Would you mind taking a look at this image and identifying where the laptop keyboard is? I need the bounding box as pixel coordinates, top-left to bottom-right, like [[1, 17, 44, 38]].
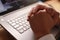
[[7, 14, 30, 34]]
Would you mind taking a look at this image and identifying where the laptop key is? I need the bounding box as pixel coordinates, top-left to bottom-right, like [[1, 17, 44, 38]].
[[17, 26, 23, 30], [19, 29, 24, 34], [11, 23, 16, 26], [14, 24, 20, 28]]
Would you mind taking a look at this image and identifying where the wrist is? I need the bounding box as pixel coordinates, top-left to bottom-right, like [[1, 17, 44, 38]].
[[34, 31, 50, 40]]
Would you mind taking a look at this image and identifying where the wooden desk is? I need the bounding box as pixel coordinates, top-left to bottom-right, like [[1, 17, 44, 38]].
[[0, 25, 16, 40]]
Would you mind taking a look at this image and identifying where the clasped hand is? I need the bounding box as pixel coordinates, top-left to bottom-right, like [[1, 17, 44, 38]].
[[28, 5, 59, 39]]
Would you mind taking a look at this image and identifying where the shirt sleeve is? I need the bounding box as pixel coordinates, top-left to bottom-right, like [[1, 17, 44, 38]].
[[38, 34, 56, 40]]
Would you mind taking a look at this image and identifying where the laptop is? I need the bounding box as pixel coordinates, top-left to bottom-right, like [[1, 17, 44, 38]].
[[0, 0, 50, 40]]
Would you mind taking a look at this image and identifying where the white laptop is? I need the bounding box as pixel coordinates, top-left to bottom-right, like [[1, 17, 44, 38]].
[[0, 0, 51, 40]]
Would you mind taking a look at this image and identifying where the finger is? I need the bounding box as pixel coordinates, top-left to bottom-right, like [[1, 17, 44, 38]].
[[46, 8, 59, 24], [28, 4, 50, 21], [46, 8, 55, 16], [28, 4, 49, 17], [53, 12, 59, 24], [36, 9, 46, 15], [27, 4, 46, 21], [32, 4, 49, 15]]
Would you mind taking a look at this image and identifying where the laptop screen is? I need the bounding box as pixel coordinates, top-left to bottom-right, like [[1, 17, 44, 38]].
[[0, 0, 38, 15]]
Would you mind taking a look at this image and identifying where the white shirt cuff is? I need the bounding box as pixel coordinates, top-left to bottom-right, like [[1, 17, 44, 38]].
[[39, 34, 56, 40]]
